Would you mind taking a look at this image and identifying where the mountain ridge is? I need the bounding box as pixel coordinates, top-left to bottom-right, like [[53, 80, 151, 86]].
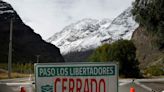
[[48, 7, 139, 55], [0, 1, 64, 63]]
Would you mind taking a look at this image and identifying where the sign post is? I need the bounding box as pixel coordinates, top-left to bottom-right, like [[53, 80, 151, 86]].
[[35, 63, 118, 92]]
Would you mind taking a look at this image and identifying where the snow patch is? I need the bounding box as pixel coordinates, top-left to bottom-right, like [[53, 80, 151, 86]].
[[48, 7, 139, 54]]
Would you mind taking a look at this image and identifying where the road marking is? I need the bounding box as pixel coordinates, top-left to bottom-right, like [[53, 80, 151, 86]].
[[119, 82, 131, 86], [0, 82, 32, 86], [119, 79, 134, 86], [135, 81, 153, 92], [136, 78, 164, 82]]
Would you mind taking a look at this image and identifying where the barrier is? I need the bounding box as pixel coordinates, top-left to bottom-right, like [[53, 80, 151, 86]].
[[130, 87, 135, 92], [20, 87, 26, 92]]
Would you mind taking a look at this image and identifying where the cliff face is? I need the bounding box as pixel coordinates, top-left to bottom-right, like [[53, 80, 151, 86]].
[[0, 1, 64, 63], [132, 27, 164, 68]]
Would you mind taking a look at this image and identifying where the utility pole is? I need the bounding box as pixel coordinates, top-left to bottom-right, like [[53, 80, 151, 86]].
[[8, 18, 13, 78], [36, 55, 40, 63]]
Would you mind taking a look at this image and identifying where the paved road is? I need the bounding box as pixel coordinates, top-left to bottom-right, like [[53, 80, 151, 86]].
[[141, 82, 164, 92], [0, 78, 34, 92], [0, 82, 152, 92], [0, 83, 34, 92], [0, 78, 164, 92], [0, 84, 14, 92], [119, 82, 151, 92]]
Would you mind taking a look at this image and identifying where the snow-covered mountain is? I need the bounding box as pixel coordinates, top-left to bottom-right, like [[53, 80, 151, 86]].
[[47, 7, 139, 55], [0, 1, 14, 14]]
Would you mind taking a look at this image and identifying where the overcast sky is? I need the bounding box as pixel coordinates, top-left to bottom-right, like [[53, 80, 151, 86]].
[[4, 0, 134, 40]]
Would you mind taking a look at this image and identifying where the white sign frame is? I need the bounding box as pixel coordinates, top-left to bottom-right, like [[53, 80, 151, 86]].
[[35, 62, 118, 92]]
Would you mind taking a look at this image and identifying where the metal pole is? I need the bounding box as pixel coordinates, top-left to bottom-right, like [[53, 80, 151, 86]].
[[36, 55, 40, 63], [8, 18, 13, 78]]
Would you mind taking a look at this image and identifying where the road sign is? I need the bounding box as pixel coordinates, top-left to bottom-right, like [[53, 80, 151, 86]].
[[35, 63, 118, 92]]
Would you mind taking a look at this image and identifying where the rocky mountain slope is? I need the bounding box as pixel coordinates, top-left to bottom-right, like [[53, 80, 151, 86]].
[[0, 1, 64, 63], [132, 27, 164, 68], [48, 7, 139, 55]]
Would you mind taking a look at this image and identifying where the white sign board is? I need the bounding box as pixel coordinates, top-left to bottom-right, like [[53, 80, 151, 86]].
[[35, 63, 118, 92]]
